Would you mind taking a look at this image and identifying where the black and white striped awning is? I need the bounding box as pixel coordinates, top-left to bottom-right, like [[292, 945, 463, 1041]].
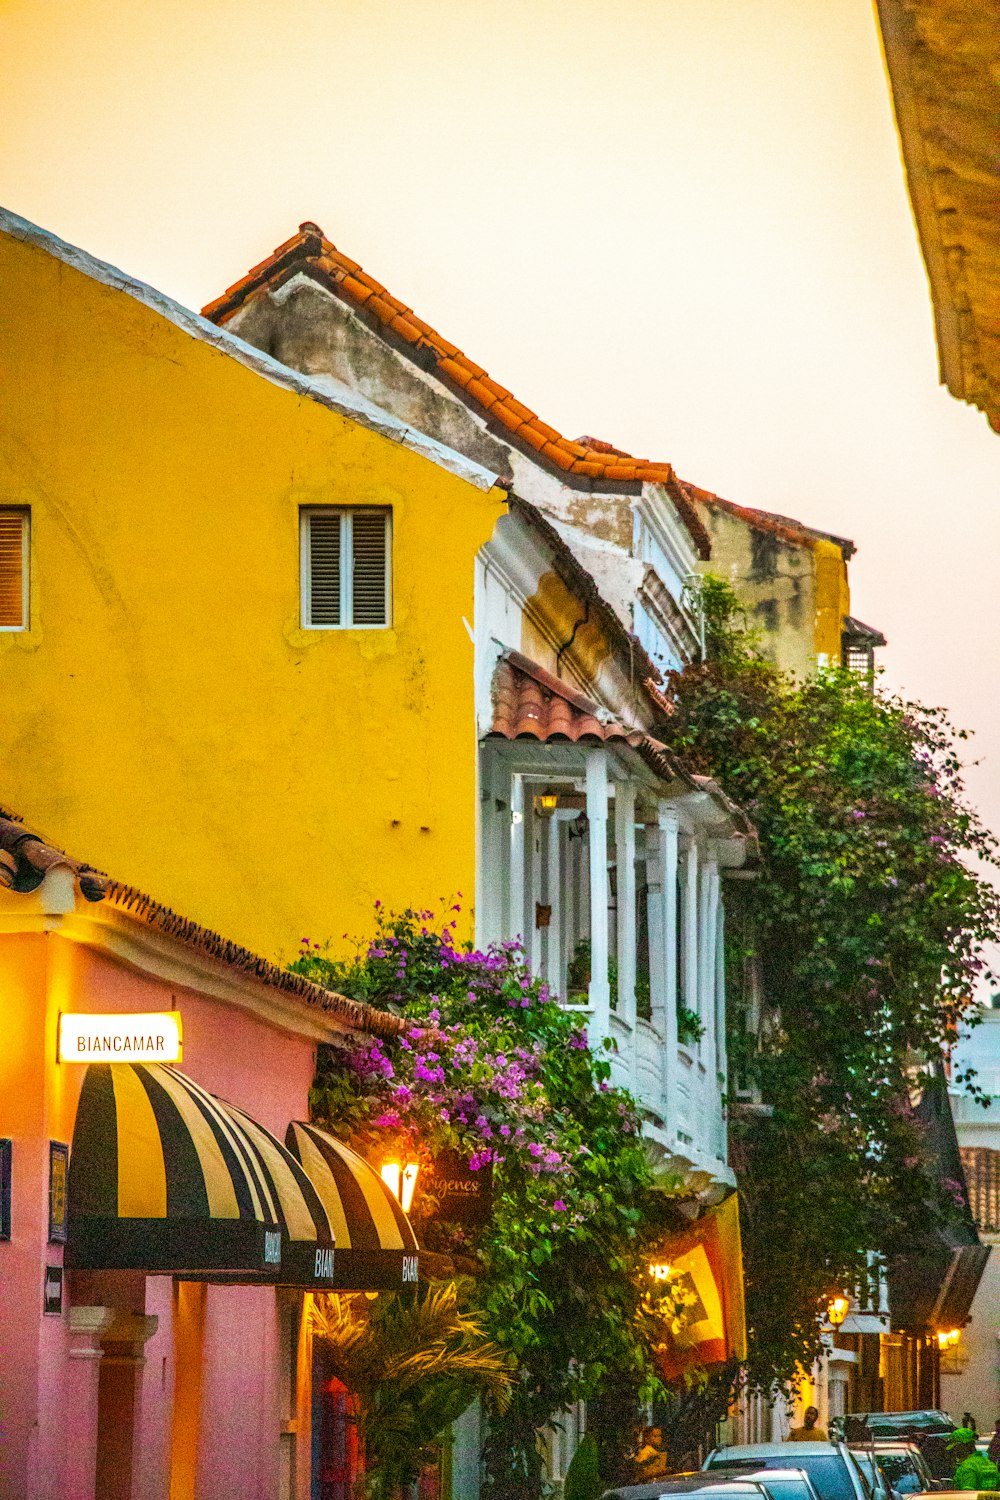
[[67, 1064, 336, 1287], [285, 1122, 419, 1289]]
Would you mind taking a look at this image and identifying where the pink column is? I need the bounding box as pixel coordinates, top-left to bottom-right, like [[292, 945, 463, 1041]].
[[65, 1306, 115, 1500]]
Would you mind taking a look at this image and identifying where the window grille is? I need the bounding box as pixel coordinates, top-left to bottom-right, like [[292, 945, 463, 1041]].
[[301, 508, 390, 629], [0, 510, 28, 631], [960, 1147, 1000, 1233], [843, 641, 874, 677]]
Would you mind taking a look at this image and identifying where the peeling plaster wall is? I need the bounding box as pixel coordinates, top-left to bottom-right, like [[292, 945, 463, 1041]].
[[226, 278, 512, 477], [697, 505, 824, 678]]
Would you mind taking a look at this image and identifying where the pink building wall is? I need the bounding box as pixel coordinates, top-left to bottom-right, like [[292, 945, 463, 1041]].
[[0, 925, 324, 1500]]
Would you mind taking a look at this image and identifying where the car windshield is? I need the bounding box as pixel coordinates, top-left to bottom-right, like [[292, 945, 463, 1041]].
[[873, 1455, 920, 1492], [758, 1478, 816, 1500], [709, 1457, 855, 1500], [854, 1457, 879, 1487]]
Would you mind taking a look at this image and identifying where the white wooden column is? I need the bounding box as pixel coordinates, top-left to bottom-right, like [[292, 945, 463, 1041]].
[[563, 814, 576, 992], [509, 773, 525, 944], [586, 749, 611, 1043], [615, 781, 637, 1034], [698, 858, 718, 1060], [529, 795, 543, 976], [715, 892, 728, 1160], [477, 749, 503, 948], [683, 840, 700, 1033], [704, 858, 719, 1068], [660, 810, 680, 1131], [645, 822, 667, 1106], [546, 813, 562, 996]]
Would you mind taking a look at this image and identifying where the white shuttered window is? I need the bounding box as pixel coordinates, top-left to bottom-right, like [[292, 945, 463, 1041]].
[[0, 510, 28, 631], [301, 508, 390, 628]]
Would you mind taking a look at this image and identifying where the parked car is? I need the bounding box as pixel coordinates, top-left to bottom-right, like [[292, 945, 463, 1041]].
[[715, 1465, 825, 1500], [857, 1442, 939, 1495], [856, 1415, 953, 1438], [704, 1442, 870, 1500], [850, 1449, 899, 1500], [850, 1416, 955, 1483], [603, 1477, 779, 1500]]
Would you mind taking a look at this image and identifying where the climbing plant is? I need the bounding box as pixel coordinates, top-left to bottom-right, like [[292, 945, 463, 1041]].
[[292, 908, 684, 1498], [665, 576, 999, 1388]]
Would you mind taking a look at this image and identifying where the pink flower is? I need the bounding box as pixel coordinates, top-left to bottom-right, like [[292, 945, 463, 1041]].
[[553, 1199, 567, 1211]]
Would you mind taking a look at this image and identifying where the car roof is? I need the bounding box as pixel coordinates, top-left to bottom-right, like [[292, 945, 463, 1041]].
[[635, 1480, 774, 1492], [712, 1446, 842, 1457], [603, 1485, 772, 1500], [735, 1471, 813, 1481], [860, 1414, 951, 1430]]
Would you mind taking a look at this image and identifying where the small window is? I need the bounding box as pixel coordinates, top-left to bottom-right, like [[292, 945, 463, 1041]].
[[301, 508, 391, 629], [0, 509, 28, 631]]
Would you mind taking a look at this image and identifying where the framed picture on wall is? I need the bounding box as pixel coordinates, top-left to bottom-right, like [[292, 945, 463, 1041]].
[[48, 1141, 68, 1245], [0, 1138, 11, 1241]]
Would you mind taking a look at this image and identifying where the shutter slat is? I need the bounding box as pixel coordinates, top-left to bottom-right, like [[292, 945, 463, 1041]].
[[351, 512, 387, 626], [0, 512, 25, 629], [308, 514, 342, 626]]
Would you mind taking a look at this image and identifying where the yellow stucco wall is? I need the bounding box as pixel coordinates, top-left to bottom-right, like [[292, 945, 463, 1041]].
[[696, 506, 850, 678], [812, 537, 851, 665], [0, 228, 505, 961]]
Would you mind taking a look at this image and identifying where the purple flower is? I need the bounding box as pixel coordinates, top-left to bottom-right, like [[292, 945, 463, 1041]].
[[569, 1029, 588, 1050], [553, 1199, 567, 1211]]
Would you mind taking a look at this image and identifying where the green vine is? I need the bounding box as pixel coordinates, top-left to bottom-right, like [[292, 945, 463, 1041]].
[[666, 576, 999, 1389]]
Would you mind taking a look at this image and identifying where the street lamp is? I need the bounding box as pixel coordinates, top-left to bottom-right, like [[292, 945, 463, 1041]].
[[380, 1159, 420, 1213], [827, 1295, 850, 1327]]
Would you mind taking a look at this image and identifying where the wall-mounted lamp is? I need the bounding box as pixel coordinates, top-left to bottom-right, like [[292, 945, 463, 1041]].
[[534, 793, 559, 816], [936, 1327, 961, 1350], [827, 1295, 850, 1327], [380, 1160, 420, 1214], [648, 1261, 672, 1282]]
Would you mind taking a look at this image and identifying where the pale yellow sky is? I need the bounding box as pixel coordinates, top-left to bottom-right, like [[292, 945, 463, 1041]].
[[2, 0, 999, 838]]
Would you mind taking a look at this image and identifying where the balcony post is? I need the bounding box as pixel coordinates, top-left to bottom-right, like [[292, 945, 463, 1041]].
[[615, 780, 637, 1037], [586, 749, 611, 1044], [660, 810, 680, 1135]]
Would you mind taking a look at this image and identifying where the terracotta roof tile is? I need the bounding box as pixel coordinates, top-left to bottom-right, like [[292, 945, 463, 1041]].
[[683, 481, 856, 559], [487, 652, 758, 855], [0, 808, 402, 1038], [540, 441, 576, 471], [465, 377, 501, 411], [202, 225, 711, 557], [488, 651, 695, 787]]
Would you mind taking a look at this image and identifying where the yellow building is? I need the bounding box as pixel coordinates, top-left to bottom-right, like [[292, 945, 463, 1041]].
[[0, 209, 506, 961], [682, 482, 885, 681]]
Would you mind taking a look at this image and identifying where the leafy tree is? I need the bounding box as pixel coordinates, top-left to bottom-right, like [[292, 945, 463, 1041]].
[[666, 577, 999, 1387]]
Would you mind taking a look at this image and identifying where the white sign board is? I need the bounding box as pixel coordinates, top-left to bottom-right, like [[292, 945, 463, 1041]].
[[58, 1012, 183, 1064]]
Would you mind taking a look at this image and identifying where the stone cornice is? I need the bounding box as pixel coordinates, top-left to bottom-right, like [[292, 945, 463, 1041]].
[[876, 0, 1000, 432]]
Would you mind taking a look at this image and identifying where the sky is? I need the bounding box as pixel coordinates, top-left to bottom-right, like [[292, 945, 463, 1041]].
[[2, 0, 998, 845]]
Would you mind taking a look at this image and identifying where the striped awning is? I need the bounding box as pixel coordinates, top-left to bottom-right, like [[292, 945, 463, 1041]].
[[67, 1064, 336, 1287], [286, 1122, 419, 1290]]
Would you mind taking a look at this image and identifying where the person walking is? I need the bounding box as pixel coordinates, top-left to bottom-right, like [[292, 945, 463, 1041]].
[[789, 1407, 828, 1442], [948, 1427, 999, 1490]]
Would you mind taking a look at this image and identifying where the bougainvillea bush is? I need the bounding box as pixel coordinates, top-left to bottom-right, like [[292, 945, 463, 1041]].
[[666, 577, 999, 1389], [292, 908, 678, 1498]]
